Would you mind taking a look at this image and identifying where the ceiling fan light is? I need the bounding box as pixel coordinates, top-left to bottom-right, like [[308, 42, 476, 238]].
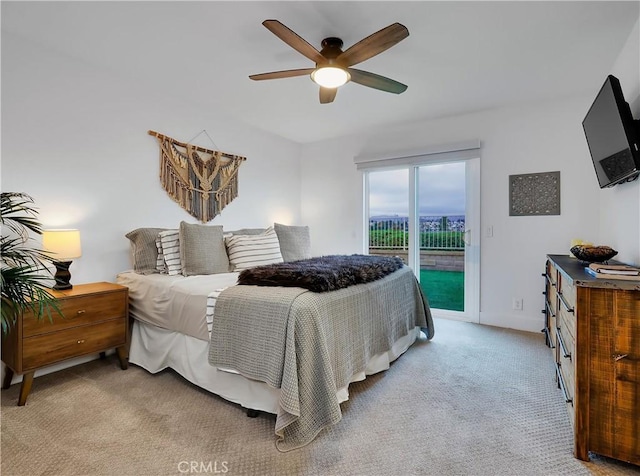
[[311, 67, 350, 88]]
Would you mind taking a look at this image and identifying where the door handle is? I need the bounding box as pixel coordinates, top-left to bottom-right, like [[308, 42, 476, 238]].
[[463, 229, 471, 246]]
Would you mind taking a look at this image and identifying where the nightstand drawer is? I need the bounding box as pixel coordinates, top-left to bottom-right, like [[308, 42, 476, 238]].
[[23, 290, 126, 337], [22, 318, 126, 369]]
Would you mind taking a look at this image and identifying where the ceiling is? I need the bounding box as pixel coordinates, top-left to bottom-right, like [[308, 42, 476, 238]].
[[2, 1, 638, 144]]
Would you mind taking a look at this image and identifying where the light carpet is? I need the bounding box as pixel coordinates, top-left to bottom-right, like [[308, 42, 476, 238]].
[[1, 318, 638, 476]]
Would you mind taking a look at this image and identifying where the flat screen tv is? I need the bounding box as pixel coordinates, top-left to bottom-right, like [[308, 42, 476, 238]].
[[582, 75, 640, 188]]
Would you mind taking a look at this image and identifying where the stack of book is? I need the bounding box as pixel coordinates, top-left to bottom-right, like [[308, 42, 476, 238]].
[[585, 263, 640, 280]]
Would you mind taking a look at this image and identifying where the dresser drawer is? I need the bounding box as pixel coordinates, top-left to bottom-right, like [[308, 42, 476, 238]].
[[562, 374, 575, 429], [23, 290, 126, 337], [558, 345, 575, 392], [22, 318, 126, 369], [556, 268, 572, 293], [556, 354, 575, 428], [547, 286, 558, 312], [546, 261, 558, 288], [558, 305, 576, 342], [556, 321, 574, 361], [557, 283, 576, 340], [547, 309, 558, 350], [557, 276, 576, 310]]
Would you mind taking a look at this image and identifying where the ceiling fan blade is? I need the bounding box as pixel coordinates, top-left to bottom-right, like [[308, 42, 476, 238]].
[[249, 68, 315, 81], [338, 23, 409, 67], [262, 20, 325, 64], [319, 87, 337, 104], [348, 68, 408, 94]]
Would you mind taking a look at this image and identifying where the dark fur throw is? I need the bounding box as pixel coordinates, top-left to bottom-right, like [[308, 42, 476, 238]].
[[237, 254, 405, 292]]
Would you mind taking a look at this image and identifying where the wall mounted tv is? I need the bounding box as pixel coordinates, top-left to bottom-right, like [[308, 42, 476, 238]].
[[582, 75, 640, 188]]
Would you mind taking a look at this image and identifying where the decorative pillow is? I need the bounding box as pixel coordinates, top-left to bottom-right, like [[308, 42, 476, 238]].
[[125, 227, 168, 274], [159, 229, 182, 276], [274, 223, 311, 262], [225, 226, 283, 271], [155, 236, 166, 273], [225, 228, 266, 236], [179, 222, 229, 276]]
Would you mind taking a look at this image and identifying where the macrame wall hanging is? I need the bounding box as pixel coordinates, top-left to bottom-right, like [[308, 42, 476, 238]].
[[148, 130, 246, 223]]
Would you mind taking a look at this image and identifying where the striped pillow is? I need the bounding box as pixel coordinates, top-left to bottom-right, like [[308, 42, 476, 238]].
[[225, 227, 283, 271], [155, 236, 166, 273], [159, 229, 182, 276]]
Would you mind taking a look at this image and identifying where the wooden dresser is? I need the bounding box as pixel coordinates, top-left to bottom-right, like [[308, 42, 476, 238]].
[[543, 255, 639, 465], [1, 282, 129, 406]]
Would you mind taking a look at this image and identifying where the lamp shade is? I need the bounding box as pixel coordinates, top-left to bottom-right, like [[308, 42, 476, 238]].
[[42, 229, 82, 261]]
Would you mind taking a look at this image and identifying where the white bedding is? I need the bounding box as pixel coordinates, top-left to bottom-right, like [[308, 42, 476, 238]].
[[131, 319, 419, 414], [116, 271, 239, 341], [116, 270, 422, 415]]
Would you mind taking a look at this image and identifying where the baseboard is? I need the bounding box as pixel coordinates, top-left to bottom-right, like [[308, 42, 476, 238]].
[[479, 311, 544, 334], [430, 309, 543, 334], [1, 351, 113, 387]]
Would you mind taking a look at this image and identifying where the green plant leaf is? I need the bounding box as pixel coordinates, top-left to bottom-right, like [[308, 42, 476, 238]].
[[1, 192, 62, 334]]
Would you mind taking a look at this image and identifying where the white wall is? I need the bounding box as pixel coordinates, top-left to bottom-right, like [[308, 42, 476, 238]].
[[2, 32, 303, 286], [300, 19, 640, 334], [599, 19, 640, 266], [300, 94, 608, 333], [1, 33, 302, 382]]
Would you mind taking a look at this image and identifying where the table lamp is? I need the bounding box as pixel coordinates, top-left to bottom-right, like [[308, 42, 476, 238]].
[[42, 229, 82, 290]]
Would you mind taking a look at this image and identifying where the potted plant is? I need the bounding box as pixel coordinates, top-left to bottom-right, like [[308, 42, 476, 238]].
[[1, 192, 60, 334]]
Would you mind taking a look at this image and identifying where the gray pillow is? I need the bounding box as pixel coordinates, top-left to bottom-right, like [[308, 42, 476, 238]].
[[125, 227, 168, 275], [225, 227, 266, 236], [274, 223, 311, 262], [179, 222, 229, 276]]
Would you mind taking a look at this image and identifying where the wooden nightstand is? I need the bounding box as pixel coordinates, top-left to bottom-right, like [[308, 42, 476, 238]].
[[1, 282, 129, 406]]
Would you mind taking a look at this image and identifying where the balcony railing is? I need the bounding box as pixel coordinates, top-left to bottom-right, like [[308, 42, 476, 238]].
[[369, 216, 465, 250]]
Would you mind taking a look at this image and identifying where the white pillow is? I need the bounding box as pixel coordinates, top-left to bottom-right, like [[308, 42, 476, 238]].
[[159, 229, 182, 276], [155, 236, 166, 273], [225, 226, 283, 271]]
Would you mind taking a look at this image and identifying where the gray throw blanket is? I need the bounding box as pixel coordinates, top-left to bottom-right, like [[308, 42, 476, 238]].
[[237, 254, 404, 292], [209, 266, 434, 451]]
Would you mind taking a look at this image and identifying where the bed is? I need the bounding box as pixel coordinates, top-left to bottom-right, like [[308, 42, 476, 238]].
[[118, 224, 434, 451]]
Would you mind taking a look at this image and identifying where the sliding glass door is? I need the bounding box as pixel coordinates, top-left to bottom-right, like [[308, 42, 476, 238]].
[[417, 162, 466, 312], [365, 158, 479, 322]]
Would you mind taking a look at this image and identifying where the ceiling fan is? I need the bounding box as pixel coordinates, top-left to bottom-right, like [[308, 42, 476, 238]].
[[249, 20, 409, 104]]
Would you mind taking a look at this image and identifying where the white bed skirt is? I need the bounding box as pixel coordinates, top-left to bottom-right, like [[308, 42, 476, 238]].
[[129, 320, 421, 414]]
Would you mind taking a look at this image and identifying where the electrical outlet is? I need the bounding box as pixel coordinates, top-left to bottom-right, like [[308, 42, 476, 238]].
[[512, 298, 523, 311], [486, 226, 493, 237]]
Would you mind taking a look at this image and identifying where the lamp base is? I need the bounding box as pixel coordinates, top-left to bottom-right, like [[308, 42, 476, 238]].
[[52, 260, 73, 290]]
